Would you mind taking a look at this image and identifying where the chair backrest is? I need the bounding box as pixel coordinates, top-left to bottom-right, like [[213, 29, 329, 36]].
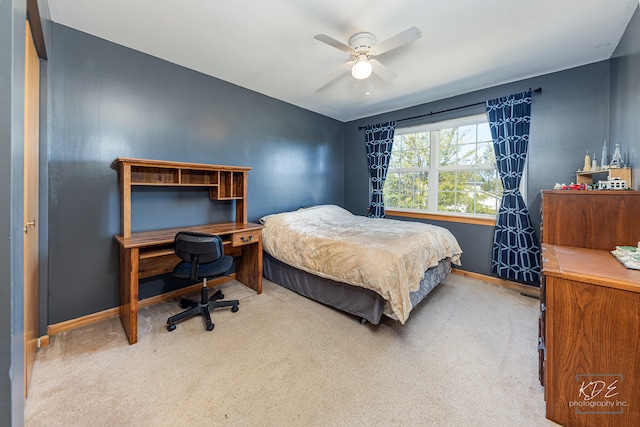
[[174, 231, 224, 265]]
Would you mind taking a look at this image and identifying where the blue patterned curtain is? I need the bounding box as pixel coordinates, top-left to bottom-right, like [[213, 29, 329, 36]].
[[365, 121, 396, 218], [485, 92, 540, 284]]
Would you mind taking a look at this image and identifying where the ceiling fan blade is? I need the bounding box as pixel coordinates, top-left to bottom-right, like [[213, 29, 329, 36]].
[[372, 26, 422, 56], [370, 59, 397, 81], [314, 34, 355, 55]]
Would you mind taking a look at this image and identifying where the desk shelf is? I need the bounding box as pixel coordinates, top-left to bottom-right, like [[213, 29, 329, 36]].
[[131, 166, 180, 184], [139, 248, 175, 259], [211, 171, 245, 199], [113, 157, 251, 238]]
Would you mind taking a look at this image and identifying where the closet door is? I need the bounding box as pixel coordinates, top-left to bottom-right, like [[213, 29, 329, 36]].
[[24, 19, 40, 397]]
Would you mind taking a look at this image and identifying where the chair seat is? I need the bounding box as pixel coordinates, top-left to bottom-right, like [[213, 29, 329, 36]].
[[172, 255, 233, 280]]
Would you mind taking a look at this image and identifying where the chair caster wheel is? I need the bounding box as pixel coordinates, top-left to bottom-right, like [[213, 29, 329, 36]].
[[231, 305, 239, 313], [206, 323, 214, 331], [167, 324, 176, 332]]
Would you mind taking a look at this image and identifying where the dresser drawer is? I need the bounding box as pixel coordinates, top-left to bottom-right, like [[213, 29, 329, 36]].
[[232, 230, 260, 246]]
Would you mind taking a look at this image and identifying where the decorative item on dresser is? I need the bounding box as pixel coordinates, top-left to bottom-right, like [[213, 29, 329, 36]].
[[539, 190, 640, 427], [575, 166, 632, 189], [576, 141, 632, 189]]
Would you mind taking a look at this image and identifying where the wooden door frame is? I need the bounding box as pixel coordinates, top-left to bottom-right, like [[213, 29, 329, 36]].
[[23, 19, 40, 398], [24, 0, 46, 399]]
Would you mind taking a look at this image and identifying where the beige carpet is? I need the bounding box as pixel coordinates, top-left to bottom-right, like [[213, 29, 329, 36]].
[[25, 275, 557, 426]]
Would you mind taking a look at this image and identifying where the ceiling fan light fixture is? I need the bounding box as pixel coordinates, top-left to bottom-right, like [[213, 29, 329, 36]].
[[352, 55, 372, 80]]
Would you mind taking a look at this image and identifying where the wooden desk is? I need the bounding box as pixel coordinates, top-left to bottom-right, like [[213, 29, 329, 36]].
[[112, 158, 261, 344], [541, 244, 640, 427], [115, 222, 263, 344]]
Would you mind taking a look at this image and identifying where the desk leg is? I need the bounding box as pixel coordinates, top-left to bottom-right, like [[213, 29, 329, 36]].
[[236, 240, 262, 294], [119, 246, 139, 344]]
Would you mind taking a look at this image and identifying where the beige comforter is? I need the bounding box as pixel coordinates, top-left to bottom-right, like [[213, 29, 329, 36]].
[[261, 205, 462, 323]]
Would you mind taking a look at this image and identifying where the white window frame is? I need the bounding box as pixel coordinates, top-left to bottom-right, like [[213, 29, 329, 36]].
[[384, 113, 527, 220]]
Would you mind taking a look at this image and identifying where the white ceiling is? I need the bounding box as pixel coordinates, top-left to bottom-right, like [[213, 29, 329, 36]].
[[46, 0, 638, 122]]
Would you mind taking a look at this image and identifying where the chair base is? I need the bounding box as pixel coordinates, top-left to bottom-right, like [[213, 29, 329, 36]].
[[166, 286, 239, 332]]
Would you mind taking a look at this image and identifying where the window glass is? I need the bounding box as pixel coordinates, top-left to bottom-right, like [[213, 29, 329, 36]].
[[386, 171, 429, 210], [384, 114, 506, 218]]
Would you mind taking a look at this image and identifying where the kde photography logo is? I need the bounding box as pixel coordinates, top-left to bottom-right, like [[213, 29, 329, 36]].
[[569, 374, 628, 415]]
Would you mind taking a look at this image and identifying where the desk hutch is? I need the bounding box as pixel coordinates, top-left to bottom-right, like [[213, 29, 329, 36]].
[[539, 190, 640, 427], [113, 157, 263, 344]]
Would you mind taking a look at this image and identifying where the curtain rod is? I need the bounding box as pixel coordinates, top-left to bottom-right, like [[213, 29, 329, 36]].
[[358, 87, 542, 130]]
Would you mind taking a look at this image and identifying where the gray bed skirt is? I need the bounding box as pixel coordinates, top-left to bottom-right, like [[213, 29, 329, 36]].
[[263, 252, 452, 325]]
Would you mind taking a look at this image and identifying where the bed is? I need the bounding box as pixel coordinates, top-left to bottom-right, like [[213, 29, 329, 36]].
[[260, 205, 462, 324]]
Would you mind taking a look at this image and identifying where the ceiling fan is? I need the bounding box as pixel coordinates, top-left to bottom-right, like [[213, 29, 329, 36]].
[[314, 26, 422, 82]]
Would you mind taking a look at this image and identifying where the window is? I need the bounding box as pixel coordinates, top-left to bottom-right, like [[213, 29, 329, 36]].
[[385, 114, 503, 218]]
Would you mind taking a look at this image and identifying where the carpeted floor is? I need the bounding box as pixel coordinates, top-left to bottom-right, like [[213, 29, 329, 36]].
[[25, 274, 558, 426]]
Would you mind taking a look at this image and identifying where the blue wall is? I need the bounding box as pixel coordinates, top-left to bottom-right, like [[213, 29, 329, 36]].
[[46, 24, 345, 325]]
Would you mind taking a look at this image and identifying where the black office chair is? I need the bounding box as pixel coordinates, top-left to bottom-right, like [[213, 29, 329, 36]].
[[166, 231, 239, 332]]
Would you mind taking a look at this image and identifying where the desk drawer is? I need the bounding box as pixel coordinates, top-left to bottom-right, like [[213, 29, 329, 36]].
[[232, 230, 260, 246]]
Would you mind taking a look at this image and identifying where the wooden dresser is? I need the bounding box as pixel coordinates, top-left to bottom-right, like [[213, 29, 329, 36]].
[[539, 190, 640, 427]]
